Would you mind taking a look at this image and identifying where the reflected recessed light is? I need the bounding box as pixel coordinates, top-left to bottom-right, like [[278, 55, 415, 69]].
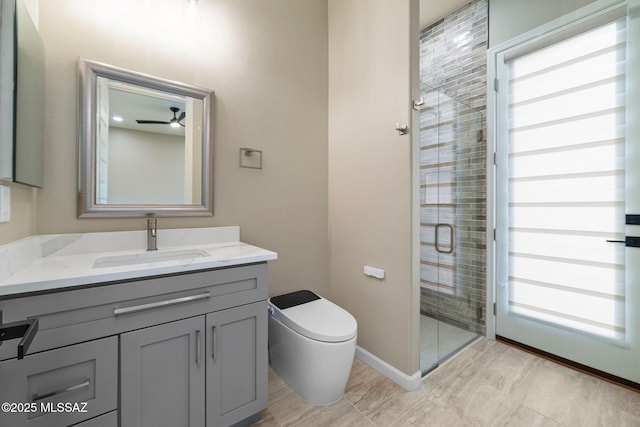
[[170, 122, 181, 128], [112, 116, 124, 122]]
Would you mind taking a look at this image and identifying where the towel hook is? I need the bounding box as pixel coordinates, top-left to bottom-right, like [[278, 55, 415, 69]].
[[395, 123, 409, 135]]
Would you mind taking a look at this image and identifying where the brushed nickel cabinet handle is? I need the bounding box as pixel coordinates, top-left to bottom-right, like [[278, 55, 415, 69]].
[[113, 292, 211, 316], [211, 326, 217, 361], [32, 379, 90, 402], [196, 329, 201, 366]]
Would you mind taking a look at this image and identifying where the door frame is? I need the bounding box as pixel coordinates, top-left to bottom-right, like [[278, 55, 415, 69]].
[[487, 0, 638, 343]]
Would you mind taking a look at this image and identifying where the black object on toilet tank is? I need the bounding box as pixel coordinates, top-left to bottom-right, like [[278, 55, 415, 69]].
[[270, 290, 320, 310]]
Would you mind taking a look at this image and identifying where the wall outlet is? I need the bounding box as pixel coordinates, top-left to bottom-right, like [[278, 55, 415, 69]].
[[0, 185, 10, 222], [364, 265, 385, 280]]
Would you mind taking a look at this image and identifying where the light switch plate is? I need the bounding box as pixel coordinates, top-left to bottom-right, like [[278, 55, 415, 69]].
[[0, 185, 10, 222]]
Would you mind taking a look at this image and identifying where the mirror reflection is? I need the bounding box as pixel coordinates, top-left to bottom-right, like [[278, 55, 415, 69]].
[[95, 78, 203, 205], [78, 58, 214, 218], [14, 0, 45, 187]]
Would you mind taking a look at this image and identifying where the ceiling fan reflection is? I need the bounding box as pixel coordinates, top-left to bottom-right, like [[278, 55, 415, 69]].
[[136, 106, 185, 128]]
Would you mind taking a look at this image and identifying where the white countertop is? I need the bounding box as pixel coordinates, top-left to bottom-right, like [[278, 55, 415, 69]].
[[0, 226, 277, 298]]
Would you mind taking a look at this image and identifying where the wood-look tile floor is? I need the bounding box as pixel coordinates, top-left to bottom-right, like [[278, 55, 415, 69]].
[[252, 338, 640, 427]]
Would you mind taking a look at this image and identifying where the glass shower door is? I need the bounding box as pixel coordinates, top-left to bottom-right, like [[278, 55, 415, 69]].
[[418, 83, 484, 374]]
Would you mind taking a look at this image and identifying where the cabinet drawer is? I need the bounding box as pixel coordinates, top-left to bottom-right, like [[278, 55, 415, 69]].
[[0, 263, 268, 360], [75, 411, 117, 427], [0, 336, 118, 427]]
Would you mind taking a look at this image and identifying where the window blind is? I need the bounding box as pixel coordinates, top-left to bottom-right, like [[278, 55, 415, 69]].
[[505, 18, 627, 341]]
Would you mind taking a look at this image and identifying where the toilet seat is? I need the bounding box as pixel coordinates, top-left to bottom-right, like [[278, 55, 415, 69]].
[[269, 295, 357, 343]]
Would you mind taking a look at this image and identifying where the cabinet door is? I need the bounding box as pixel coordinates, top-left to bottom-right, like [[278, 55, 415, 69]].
[[206, 301, 268, 427], [0, 336, 117, 427], [121, 316, 205, 427]]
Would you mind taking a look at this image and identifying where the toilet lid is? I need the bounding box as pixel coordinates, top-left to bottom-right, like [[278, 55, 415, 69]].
[[270, 297, 357, 343]]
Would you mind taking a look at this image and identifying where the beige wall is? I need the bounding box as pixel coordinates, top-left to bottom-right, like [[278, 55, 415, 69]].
[[328, 0, 419, 376], [489, 0, 597, 46], [23, 0, 329, 297]]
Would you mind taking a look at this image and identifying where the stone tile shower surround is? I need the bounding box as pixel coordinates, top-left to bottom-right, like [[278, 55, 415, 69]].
[[418, 0, 488, 335], [420, 0, 488, 111]]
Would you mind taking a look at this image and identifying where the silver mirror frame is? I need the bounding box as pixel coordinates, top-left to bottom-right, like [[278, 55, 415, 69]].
[[77, 58, 214, 218]]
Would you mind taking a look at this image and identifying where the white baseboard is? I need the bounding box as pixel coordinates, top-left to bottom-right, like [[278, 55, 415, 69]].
[[354, 346, 422, 391]]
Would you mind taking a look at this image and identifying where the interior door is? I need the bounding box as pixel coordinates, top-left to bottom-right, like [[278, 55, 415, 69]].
[[493, 1, 640, 384]]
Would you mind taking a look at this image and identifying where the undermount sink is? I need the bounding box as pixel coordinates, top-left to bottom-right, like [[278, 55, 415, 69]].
[[92, 249, 209, 269]]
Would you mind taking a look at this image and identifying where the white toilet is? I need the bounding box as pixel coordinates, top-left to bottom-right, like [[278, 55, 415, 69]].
[[268, 290, 357, 406]]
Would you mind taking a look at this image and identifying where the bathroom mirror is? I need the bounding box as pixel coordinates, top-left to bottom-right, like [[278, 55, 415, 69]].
[[77, 58, 214, 217], [0, 0, 45, 187], [0, 0, 15, 181]]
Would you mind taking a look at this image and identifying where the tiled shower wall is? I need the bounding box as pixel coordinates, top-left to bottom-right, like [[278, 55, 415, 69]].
[[419, 0, 488, 111], [419, 0, 487, 334]]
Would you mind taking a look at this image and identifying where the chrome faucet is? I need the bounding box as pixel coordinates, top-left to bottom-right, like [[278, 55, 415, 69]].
[[147, 218, 158, 251]]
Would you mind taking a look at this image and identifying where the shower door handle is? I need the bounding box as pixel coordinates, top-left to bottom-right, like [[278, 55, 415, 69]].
[[435, 224, 454, 254]]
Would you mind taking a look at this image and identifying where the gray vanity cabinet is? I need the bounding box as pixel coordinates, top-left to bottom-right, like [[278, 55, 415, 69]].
[[120, 316, 206, 427], [119, 301, 268, 427], [0, 263, 269, 427], [206, 301, 268, 427]]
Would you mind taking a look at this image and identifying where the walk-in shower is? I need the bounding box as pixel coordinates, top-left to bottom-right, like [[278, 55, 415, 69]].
[[417, 0, 488, 376], [418, 83, 485, 374]]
